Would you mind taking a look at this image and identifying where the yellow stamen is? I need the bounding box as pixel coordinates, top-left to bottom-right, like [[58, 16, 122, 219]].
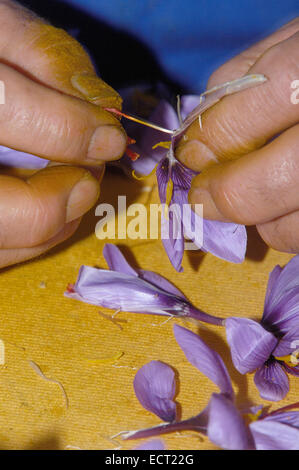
[[243, 408, 262, 425], [152, 141, 172, 150], [275, 352, 299, 367]]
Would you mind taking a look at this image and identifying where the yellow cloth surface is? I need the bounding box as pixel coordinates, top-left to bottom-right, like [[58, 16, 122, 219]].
[[0, 168, 297, 450]]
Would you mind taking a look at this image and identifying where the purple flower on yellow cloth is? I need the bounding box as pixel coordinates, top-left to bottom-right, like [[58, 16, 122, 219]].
[[225, 255, 299, 402], [65, 244, 223, 326], [123, 324, 299, 450]]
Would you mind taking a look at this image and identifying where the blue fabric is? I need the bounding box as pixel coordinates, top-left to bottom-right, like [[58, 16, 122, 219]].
[[60, 0, 299, 92]]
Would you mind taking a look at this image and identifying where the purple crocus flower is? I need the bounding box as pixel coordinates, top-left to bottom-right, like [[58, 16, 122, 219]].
[[65, 243, 223, 326], [225, 255, 299, 402], [118, 75, 267, 271], [122, 324, 299, 450]]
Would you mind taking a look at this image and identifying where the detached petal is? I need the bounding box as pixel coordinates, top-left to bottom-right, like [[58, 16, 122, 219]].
[[254, 360, 289, 401], [0, 145, 48, 169], [134, 439, 165, 450], [207, 394, 251, 450], [250, 420, 299, 450], [173, 325, 233, 397], [225, 317, 278, 374], [103, 244, 138, 276], [134, 361, 177, 422]]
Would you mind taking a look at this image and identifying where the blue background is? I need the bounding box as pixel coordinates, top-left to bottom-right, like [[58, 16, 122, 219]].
[[21, 0, 299, 93]]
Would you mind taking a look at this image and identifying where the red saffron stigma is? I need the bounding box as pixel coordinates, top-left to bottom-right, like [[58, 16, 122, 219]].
[[126, 147, 140, 161]]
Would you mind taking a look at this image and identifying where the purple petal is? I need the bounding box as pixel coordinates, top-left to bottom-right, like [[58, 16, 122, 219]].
[[263, 256, 299, 321], [263, 265, 283, 315], [202, 220, 247, 264], [0, 145, 48, 169], [156, 157, 170, 206], [103, 244, 137, 276], [250, 420, 299, 450], [161, 211, 184, 273], [225, 317, 278, 374], [282, 363, 299, 377], [207, 393, 251, 450], [134, 361, 177, 422], [65, 266, 184, 316], [123, 409, 209, 440], [138, 269, 186, 300], [180, 95, 202, 120], [254, 360, 289, 401], [133, 439, 165, 450], [126, 100, 179, 175], [173, 325, 233, 397], [272, 326, 299, 357], [263, 287, 299, 333], [263, 411, 299, 428]]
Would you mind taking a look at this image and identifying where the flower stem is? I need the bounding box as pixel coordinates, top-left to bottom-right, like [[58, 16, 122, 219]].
[[188, 306, 225, 326]]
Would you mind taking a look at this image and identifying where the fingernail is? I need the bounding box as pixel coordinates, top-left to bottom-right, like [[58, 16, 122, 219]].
[[189, 177, 227, 221], [88, 125, 127, 162], [71, 72, 122, 108], [66, 172, 100, 223], [176, 140, 218, 172]]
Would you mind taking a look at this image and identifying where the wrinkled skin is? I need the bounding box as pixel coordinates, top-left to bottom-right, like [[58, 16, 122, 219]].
[[181, 18, 299, 253], [0, 0, 127, 268]]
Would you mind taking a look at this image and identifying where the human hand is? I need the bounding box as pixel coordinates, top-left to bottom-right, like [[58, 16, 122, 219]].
[[0, 0, 127, 268], [176, 18, 299, 253]]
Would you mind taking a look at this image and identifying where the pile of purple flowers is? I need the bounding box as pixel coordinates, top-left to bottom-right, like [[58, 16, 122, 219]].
[[65, 244, 299, 449]]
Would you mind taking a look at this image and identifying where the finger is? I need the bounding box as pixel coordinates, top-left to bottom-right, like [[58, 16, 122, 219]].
[[257, 210, 299, 253], [207, 17, 299, 88], [0, 63, 127, 164], [189, 124, 299, 225], [0, 218, 81, 269], [177, 30, 299, 171], [0, 0, 122, 108], [0, 164, 102, 249]]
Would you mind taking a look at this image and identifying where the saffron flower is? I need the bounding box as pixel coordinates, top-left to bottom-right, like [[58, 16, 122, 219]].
[[115, 75, 267, 271], [65, 244, 223, 326], [122, 324, 299, 450], [225, 255, 299, 401]]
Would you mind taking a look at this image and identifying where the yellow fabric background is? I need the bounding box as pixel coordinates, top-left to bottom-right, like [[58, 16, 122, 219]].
[[0, 168, 297, 450]]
